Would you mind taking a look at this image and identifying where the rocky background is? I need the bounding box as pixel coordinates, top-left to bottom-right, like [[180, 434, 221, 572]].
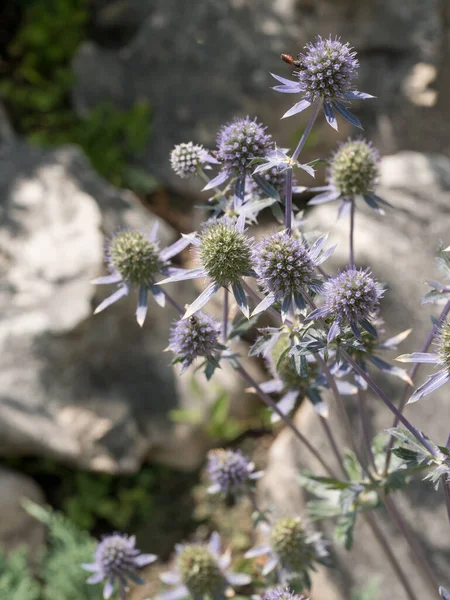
[[1, 0, 450, 598]]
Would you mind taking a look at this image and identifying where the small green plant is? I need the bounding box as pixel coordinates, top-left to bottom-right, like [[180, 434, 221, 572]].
[[0, 502, 101, 600], [0, 547, 40, 600], [1, 0, 156, 192]]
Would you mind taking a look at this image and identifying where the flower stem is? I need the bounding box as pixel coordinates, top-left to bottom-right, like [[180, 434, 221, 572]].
[[161, 288, 184, 315], [349, 197, 356, 268], [363, 512, 420, 600], [342, 350, 439, 458], [223, 287, 229, 343], [233, 359, 337, 476], [382, 493, 440, 594], [285, 99, 322, 235], [384, 298, 450, 473], [319, 414, 347, 477], [358, 388, 376, 470]]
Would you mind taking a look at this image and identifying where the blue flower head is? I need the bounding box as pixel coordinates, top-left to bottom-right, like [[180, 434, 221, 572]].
[[170, 142, 218, 179], [158, 532, 251, 600], [309, 267, 384, 342], [82, 533, 157, 600], [169, 313, 221, 371], [308, 138, 391, 216], [206, 448, 263, 496], [92, 222, 191, 326], [272, 35, 374, 129], [157, 215, 255, 320]]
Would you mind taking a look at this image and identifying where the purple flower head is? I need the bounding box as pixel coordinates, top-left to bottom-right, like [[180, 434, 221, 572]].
[[245, 517, 329, 586], [158, 532, 251, 600], [308, 138, 390, 216], [272, 36, 374, 129], [247, 166, 287, 199], [169, 313, 221, 370], [170, 142, 217, 179], [91, 222, 191, 326], [309, 268, 384, 342], [397, 318, 450, 403], [264, 586, 308, 600], [206, 448, 263, 496], [297, 36, 359, 104], [157, 216, 254, 320], [82, 533, 157, 600], [252, 232, 335, 320], [217, 116, 272, 177]]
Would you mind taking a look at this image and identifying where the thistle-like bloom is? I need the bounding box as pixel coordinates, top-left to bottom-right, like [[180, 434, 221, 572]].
[[255, 333, 356, 423], [158, 216, 254, 319], [92, 223, 190, 326], [397, 318, 450, 403], [309, 268, 384, 342], [308, 138, 391, 216], [203, 117, 273, 205], [244, 517, 329, 586], [206, 448, 263, 496], [170, 142, 218, 179], [263, 587, 308, 600], [272, 36, 374, 129], [82, 534, 157, 600], [252, 232, 335, 319], [158, 532, 251, 600], [168, 313, 221, 371]]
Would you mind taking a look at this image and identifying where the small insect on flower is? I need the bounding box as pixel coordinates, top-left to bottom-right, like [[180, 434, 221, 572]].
[[308, 267, 384, 343], [245, 516, 329, 588], [397, 318, 450, 403], [82, 533, 157, 600], [158, 532, 251, 600], [272, 36, 374, 129], [206, 448, 263, 497], [170, 142, 218, 179], [157, 216, 255, 320], [308, 138, 392, 216], [92, 222, 191, 326]]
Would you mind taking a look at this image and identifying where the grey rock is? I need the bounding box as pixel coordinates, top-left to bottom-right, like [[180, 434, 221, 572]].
[[0, 466, 45, 556], [0, 141, 256, 473], [73, 0, 447, 191], [260, 152, 450, 598]]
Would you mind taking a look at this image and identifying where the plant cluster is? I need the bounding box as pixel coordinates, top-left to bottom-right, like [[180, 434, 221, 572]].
[[13, 33, 450, 600]]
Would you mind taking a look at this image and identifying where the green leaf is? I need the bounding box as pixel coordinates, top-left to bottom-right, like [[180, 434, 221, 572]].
[[334, 512, 357, 550]]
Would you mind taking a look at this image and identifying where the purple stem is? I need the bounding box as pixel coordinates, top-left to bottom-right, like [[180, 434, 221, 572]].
[[342, 350, 439, 458], [384, 298, 450, 473], [161, 288, 184, 315], [233, 359, 336, 477], [363, 512, 420, 600], [285, 99, 322, 235], [223, 287, 229, 343]]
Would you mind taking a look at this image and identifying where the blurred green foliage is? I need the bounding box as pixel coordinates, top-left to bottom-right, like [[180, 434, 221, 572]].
[[61, 467, 155, 531], [1, 0, 156, 191], [0, 503, 101, 600]]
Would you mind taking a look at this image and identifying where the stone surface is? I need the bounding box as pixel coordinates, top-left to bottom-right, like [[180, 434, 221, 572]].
[[0, 466, 45, 556], [72, 0, 449, 192], [260, 152, 450, 598], [0, 139, 258, 473]]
